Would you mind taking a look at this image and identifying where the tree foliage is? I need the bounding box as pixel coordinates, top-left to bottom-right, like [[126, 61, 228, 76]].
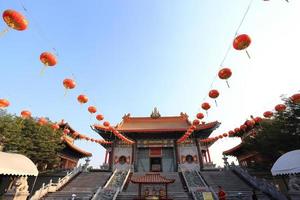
[[243, 97, 300, 169], [0, 111, 65, 171]]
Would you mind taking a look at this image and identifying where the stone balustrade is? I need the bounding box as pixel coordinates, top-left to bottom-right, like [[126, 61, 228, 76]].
[[30, 165, 83, 200]]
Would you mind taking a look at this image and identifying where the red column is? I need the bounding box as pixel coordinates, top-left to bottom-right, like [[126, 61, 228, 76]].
[[207, 148, 212, 163], [204, 151, 207, 163], [104, 150, 108, 164]]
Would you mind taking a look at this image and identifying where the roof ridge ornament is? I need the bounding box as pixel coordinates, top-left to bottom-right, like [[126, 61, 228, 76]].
[[150, 107, 161, 119]]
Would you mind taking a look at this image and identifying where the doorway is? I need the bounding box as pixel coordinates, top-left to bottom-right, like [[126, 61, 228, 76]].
[[150, 157, 162, 172]]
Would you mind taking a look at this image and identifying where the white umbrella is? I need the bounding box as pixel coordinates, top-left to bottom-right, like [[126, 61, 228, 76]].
[[271, 149, 300, 176]]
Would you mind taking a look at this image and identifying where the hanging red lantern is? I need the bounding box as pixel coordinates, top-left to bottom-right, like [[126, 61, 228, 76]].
[[40, 52, 57, 74], [240, 124, 247, 131], [209, 89, 220, 106], [88, 106, 97, 114], [233, 34, 251, 58], [234, 128, 240, 133], [77, 94, 88, 104], [0, 99, 10, 108], [103, 121, 110, 127], [196, 112, 204, 120], [201, 102, 211, 115], [246, 120, 255, 127], [63, 129, 70, 135], [228, 130, 235, 136], [63, 78, 76, 95], [218, 68, 232, 88], [51, 123, 60, 131], [223, 133, 228, 137], [263, 111, 273, 118], [38, 117, 47, 126], [193, 119, 200, 126], [290, 93, 300, 104], [2, 10, 28, 34], [275, 104, 286, 112], [96, 114, 104, 121], [91, 138, 95, 142], [218, 135, 223, 139], [254, 117, 262, 123], [21, 110, 31, 119]]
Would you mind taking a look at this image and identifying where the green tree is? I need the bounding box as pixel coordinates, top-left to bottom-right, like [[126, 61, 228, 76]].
[[243, 97, 300, 169], [0, 111, 65, 171]]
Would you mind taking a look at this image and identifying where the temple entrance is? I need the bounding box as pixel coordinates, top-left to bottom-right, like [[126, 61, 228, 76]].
[[150, 157, 162, 172]]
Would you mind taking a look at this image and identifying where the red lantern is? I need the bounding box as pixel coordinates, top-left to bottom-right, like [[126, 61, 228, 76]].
[[218, 68, 232, 88], [63, 129, 70, 135], [77, 95, 88, 104], [290, 93, 300, 104], [73, 132, 79, 138], [51, 123, 60, 131], [38, 117, 47, 126], [201, 102, 211, 115], [2, 10, 28, 32], [209, 89, 219, 106], [0, 99, 10, 108], [233, 34, 251, 58], [228, 130, 235, 136], [40, 52, 57, 74], [234, 128, 240, 133], [240, 124, 247, 131], [193, 119, 200, 126], [103, 121, 110, 127], [96, 114, 104, 121], [263, 111, 273, 118], [254, 117, 262, 123], [91, 138, 95, 142], [21, 110, 31, 119], [275, 104, 286, 112], [218, 135, 223, 139], [223, 133, 228, 137], [63, 78, 76, 95], [88, 106, 97, 114], [196, 112, 204, 120], [246, 120, 255, 127]]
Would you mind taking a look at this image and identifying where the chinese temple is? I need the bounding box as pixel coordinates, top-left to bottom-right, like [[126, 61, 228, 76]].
[[93, 108, 220, 172], [58, 121, 92, 169]]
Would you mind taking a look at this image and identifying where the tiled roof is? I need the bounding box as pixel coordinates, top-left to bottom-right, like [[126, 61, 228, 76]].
[[131, 173, 175, 184], [223, 143, 242, 155], [94, 114, 219, 133], [63, 137, 92, 157]]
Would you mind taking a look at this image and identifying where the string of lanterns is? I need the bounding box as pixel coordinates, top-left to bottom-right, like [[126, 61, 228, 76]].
[[199, 92, 300, 145]]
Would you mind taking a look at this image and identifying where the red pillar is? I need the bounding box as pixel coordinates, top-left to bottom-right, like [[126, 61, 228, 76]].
[[104, 150, 108, 164], [207, 148, 212, 163]]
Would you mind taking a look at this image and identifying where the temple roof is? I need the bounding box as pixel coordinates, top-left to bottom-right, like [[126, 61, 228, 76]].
[[223, 143, 242, 156], [63, 136, 92, 157], [131, 173, 175, 184]]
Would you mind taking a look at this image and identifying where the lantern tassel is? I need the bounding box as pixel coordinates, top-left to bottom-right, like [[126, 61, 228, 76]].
[[245, 50, 251, 59], [40, 65, 47, 75], [214, 100, 218, 107], [225, 80, 230, 88], [0, 27, 9, 37]]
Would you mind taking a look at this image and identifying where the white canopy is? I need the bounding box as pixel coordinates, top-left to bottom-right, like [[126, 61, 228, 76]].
[[271, 149, 300, 176], [0, 151, 38, 176]]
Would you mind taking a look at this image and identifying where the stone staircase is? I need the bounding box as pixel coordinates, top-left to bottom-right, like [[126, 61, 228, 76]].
[[44, 171, 111, 200], [116, 172, 193, 200], [200, 170, 271, 200]]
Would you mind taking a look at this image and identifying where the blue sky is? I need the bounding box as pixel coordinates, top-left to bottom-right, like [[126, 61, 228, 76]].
[[1, 0, 299, 167]]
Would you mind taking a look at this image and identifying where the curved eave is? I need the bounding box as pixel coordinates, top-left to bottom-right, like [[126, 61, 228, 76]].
[[64, 138, 92, 157], [223, 143, 242, 156]]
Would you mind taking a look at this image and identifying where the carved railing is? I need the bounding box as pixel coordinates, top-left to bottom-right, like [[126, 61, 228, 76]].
[[179, 166, 217, 200], [30, 165, 83, 200], [231, 166, 288, 200], [92, 168, 131, 200]]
